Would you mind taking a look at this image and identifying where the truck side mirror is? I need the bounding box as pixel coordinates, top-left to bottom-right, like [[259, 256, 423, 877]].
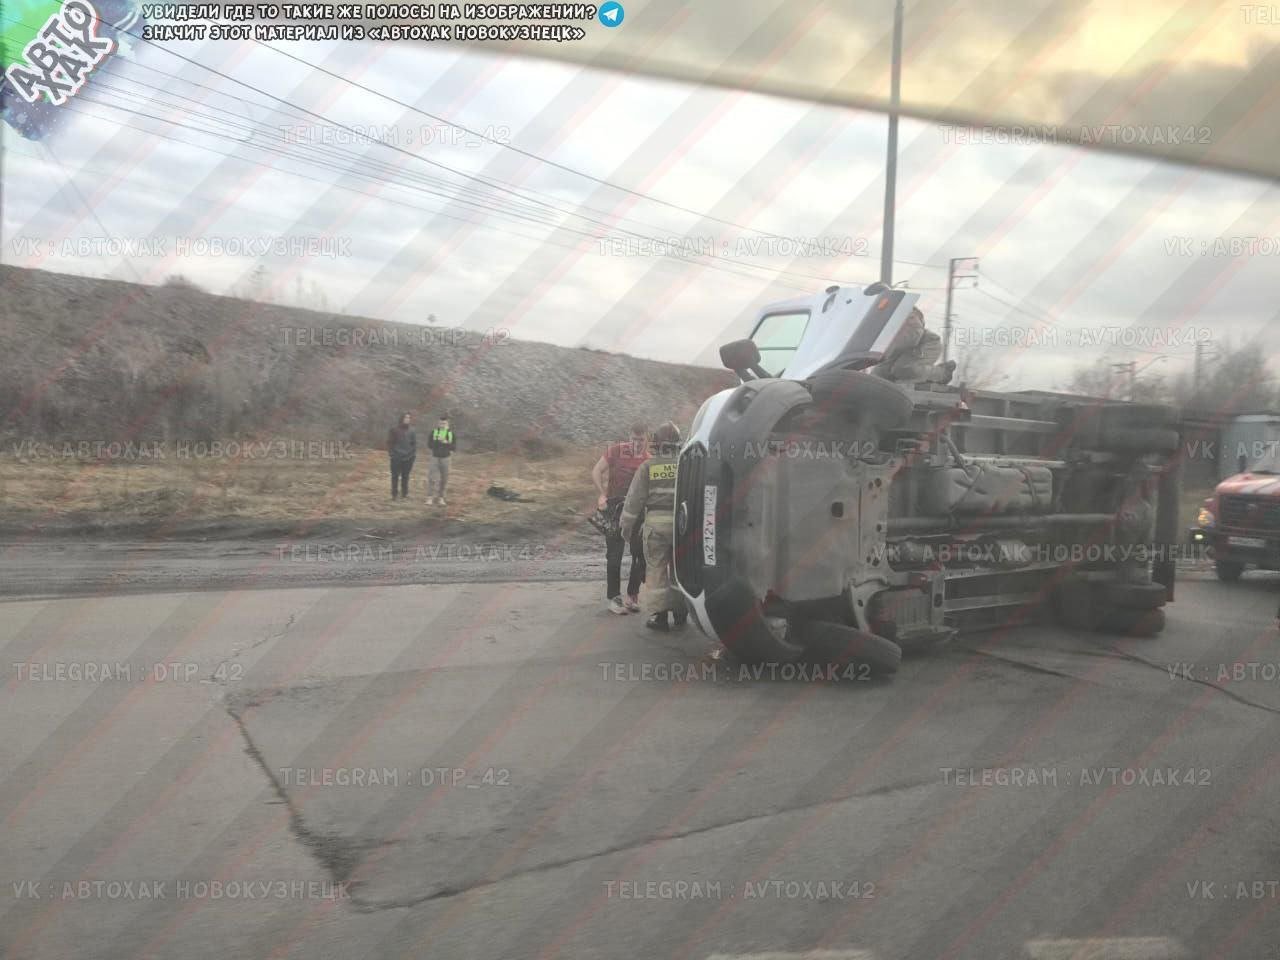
[[720, 339, 762, 374]]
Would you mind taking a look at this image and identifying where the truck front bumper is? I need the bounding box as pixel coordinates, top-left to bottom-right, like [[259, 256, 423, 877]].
[[1200, 529, 1280, 568]]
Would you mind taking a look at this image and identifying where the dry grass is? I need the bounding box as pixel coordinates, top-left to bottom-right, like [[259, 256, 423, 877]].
[[0, 447, 600, 530]]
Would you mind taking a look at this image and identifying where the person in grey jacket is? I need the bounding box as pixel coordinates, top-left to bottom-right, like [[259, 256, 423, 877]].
[[387, 412, 416, 500]]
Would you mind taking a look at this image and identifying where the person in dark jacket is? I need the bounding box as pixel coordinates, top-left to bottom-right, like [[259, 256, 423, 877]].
[[427, 413, 456, 505], [387, 412, 416, 500]]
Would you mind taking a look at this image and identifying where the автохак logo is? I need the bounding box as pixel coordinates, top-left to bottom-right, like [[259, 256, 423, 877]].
[[4, 0, 115, 105]]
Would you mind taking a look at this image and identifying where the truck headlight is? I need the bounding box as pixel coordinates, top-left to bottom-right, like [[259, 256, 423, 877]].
[[1197, 506, 1215, 528]]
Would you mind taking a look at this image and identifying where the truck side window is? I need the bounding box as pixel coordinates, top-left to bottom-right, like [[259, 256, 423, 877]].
[[750, 311, 809, 377]]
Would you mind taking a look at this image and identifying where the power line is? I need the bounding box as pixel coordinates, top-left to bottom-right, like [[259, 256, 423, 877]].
[[7, 136, 672, 301], [56, 90, 869, 293], [43, 101, 829, 295], [253, 38, 919, 263], [71, 60, 878, 290], [17, 17, 943, 290], [39, 143, 144, 282], [102, 27, 945, 276], [977, 275, 1196, 358]]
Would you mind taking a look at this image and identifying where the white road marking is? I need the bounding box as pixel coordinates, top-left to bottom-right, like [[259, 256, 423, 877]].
[[1026, 937, 1187, 960], [706, 952, 876, 960]]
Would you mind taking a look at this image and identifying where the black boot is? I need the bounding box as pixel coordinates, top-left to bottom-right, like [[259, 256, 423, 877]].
[[645, 612, 670, 632], [672, 608, 688, 627]]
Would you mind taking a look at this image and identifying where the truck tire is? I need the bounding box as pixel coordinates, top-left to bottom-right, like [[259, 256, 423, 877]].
[[1214, 560, 1245, 582], [790, 619, 902, 675], [705, 578, 804, 665], [1052, 577, 1100, 631], [806, 370, 913, 431], [1099, 581, 1167, 610], [1097, 427, 1179, 454], [1100, 606, 1166, 637]]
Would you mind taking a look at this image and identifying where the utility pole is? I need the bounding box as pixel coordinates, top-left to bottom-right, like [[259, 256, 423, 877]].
[[879, 0, 904, 286], [941, 256, 979, 362]]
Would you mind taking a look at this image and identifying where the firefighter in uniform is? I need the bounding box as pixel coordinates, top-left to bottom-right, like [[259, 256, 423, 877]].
[[620, 421, 688, 631]]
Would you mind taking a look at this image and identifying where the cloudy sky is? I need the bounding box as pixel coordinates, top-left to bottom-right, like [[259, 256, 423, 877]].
[[4, 0, 1279, 392]]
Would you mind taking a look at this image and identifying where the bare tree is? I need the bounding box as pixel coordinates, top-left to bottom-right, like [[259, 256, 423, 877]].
[[952, 345, 1005, 390]]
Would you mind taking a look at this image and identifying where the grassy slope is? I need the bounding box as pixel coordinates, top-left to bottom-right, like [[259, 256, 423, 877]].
[[0, 266, 733, 537]]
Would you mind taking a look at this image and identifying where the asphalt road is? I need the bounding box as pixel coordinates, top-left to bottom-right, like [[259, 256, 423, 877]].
[[2, 564, 1279, 960]]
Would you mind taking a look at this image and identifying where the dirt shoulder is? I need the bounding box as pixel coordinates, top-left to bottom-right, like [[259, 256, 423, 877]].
[[0, 447, 610, 598], [0, 447, 598, 536]]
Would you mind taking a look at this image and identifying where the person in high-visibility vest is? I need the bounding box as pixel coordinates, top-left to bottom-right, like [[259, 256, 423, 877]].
[[427, 414, 456, 505], [621, 421, 687, 631]]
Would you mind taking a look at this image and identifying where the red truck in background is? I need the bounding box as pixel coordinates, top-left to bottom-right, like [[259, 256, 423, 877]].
[[1190, 448, 1280, 581]]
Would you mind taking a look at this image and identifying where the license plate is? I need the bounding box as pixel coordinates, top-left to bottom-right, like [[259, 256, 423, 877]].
[[702, 484, 717, 566], [1227, 536, 1267, 549]]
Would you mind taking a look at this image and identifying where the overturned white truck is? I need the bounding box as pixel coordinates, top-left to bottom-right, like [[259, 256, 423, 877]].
[[673, 284, 1182, 674]]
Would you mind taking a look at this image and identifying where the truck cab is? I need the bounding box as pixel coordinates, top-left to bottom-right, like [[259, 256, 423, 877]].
[[1191, 449, 1280, 581], [673, 284, 1182, 675]]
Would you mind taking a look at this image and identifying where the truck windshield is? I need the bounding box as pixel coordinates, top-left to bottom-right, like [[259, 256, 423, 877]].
[[750, 311, 809, 376]]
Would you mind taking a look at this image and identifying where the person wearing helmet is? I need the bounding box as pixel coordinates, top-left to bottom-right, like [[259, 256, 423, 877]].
[[620, 420, 688, 631]]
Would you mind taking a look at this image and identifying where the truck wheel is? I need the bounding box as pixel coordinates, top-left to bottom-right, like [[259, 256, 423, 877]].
[[1100, 606, 1166, 637], [806, 370, 913, 431], [1099, 581, 1167, 610], [704, 578, 804, 665], [1052, 577, 1100, 631], [1097, 427, 1180, 454], [790, 619, 902, 675], [1214, 560, 1245, 582]]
